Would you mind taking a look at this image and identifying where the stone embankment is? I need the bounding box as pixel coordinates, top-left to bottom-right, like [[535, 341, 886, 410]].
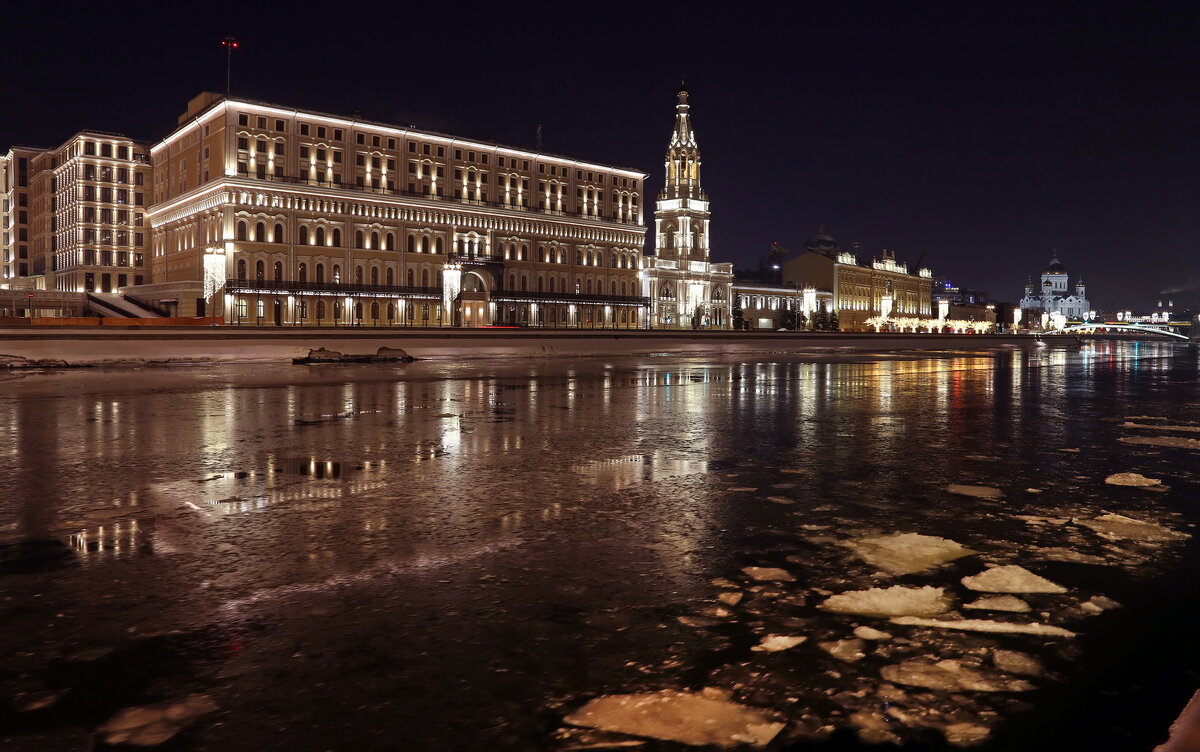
[[0, 327, 1171, 368]]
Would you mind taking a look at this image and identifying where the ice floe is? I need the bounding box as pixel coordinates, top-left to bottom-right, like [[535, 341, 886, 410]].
[[741, 566, 795, 582], [854, 626, 893, 641], [992, 650, 1044, 677], [889, 616, 1076, 637], [820, 585, 952, 618], [564, 689, 784, 748], [881, 659, 1035, 692], [946, 484, 1003, 500], [819, 638, 867, 663], [1075, 513, 1189, 542], [964, 595, 1031, 612], [1104, 472, 1165, 488], [717, 592, 743, 607], [97, 694, 217, 746], [751, 634, 807, 652], [843, 532, 977, 575], [1119, 436, 1200, 450], [961, 565, 1067, 594]]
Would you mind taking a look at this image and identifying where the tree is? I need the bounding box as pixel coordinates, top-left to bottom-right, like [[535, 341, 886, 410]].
[[812, 301, 830, 331], [828, 310, 840, 331], [779, 308, 797, 330], [732, 294, 745, 330], [796, 311, 808, 331]]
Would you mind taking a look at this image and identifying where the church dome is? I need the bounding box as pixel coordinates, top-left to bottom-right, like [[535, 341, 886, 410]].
[[1043, 257, 1067, 274], [805, 226, 839, 256]]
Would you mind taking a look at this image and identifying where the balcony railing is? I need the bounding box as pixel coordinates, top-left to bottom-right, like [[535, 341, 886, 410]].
[[491, 290, 650, 306], [226, 278, 441, 298], [226, 174, 642, 226]]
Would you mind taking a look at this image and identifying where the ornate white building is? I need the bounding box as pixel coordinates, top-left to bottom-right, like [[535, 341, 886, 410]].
[[1019, 254, 1091, 319], [642, 86, 733, 328]]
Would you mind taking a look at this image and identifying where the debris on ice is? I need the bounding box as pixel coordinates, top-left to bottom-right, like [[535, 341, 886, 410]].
[[1105, 472, 1165, 488], [992, 649, 1044, 677], [97, 694, 217, 746], [843, 532, 977, 575], [751, 634, 807, 652], [820, 585, 952, 618], [564, 689, 784, 748], [819, 638, 867, 663], [889, 616, 1076, 637], [854, 626, 892, 641], [881, 659, 1035, 692], [1074, 513, 1190, 542], [947, 484, 1003, 500], [742, 566, 795, 582], [961, 565, 1067, 594], [964, 595, 1031, 612]]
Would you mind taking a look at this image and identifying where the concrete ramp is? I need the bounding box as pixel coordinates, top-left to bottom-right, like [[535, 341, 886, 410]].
[[87, 293, 163, 318]]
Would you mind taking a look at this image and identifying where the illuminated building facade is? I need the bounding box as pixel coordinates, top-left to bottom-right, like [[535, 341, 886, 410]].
[[642, 86, 733, 328], [1019, 254, 1090, 319], [733, 281, 833, 330], [142, 93, 649, 326], [2, 146, 43, 285], [782, 227, 933, 331]]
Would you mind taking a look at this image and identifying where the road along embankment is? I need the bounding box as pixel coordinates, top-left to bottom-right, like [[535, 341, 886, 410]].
[[0, 327, 1150, 367]]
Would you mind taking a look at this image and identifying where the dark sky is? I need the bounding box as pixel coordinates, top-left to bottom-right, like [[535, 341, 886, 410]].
[[3, 2, 1197, 309]]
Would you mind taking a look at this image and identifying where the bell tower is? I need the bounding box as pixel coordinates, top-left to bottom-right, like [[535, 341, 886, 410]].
[[655, 83, 711, 263]]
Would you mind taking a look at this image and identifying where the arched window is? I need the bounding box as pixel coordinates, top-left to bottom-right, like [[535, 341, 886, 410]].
[[355, 265, 363, 284], [237, 221, 248, 241], [576, 250, 582, 265], [332, 228, 342, 247], [299, 226, 308, 245], [255, 260, 264, 282], [508, 274, 515, 290], [596, 252, 604, 267], [621, 280, 627, 295], [586, 278, 593, 294], [435, 237, 443, 254], [421, 236, 429, 253], [255, 222, 266, 242], [371, 302, 379, 320], [611, 281, 617, 295], [520, 244, 527, 260], [316, 227, 326, 246], [385, 232, 395, 251], [407, 269, 414, 286], [385, 268, 394, 285], [421, 269, 429, 286], [274, 223, 285, 243], [355, 302, 363, 319], [316, 263, 325, 283], [408, 235, 415, 253], [387, 303, 395, 321], [237, 259, 247, 278], [356, 230, 364, 249], [521, 275, 527, 291], [539, 246, 546, 262], [316, 300, 325, 319], [370, 267, 379, 285], [298, 263, 307, 282], [332, 264, 341, 283], [549, 276, 555, 292], [371, 231, 380, 250], [273, 261, 283, 282], [537, 276, 544, 292], [611, 253, 617, 268]]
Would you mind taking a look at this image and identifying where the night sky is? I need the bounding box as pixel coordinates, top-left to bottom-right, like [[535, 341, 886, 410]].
[[3, 2, 1197, 309]]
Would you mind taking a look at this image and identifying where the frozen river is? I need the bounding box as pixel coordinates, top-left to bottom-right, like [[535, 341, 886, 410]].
[[1, 341, 1198, 750]]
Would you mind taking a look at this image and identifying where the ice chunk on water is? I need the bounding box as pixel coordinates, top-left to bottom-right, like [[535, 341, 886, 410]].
[[961, 565, 1067, 594], [992, 649, 1044, 677], [881, 659, 1035, 692], [946, 484, 1002, 500], [98, 695, 217, 746], [564, 690, 784, 748], [742, 566, 795, 582], [1119, 435, 1200, 450], [1104, 472, 1165, 488], [854, 626, 892, 641], [751, 634, 807, 652], [890, 616, 1076, 637], [964, 595, 1031, 612], [820, 586, 952, 618], [844, 532, 977, 575], [819, 638, 867, 663], [943, 722, 992, 747], [717, 592, 743, 607], [1075, 513, 1190, 542]]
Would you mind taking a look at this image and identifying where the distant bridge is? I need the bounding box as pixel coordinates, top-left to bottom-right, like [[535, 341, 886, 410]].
[[1051, 323, 1190, 341]]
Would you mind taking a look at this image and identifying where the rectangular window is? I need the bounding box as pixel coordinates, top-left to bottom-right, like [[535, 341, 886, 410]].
[[357, 133, 365, 145], [135, 172, 144, 186], [372, 135, 381, 147], [388, 138, 397, 150], [333, 151, 342, 164], [300, 146, 309, 158], [334, 129, 344, 141], [257, 116, 267, 129], [436, 146, 445, 157], [455, 149, 463, 160], [238, 137, 248, 150], [422, 144, 430, 155], [356, 154, 365, 166], [85, 141, 96, 155], [238, 113, 249, 126], [300, 123, 310, 136], [317, 149, 326, 161], [255, 141, 267, 153], [275, 119, 285, 131], [275, 142, 285, 154], [409, 142, 416, 153]]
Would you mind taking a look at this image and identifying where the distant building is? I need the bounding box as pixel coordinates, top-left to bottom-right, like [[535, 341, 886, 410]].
[[1019, 253, 1091, 319], [641, 86, 733, 328], [732, 280, 832, 330], [781, 226, 933, 331], [932, 277, 989, 306]]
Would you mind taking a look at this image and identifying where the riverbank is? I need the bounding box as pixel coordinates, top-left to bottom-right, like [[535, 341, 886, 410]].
[[0, 326, 1180, 366]]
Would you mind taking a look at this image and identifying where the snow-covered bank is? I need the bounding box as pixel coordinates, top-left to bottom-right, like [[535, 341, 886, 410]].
[[0, 328, 1100, 367]]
